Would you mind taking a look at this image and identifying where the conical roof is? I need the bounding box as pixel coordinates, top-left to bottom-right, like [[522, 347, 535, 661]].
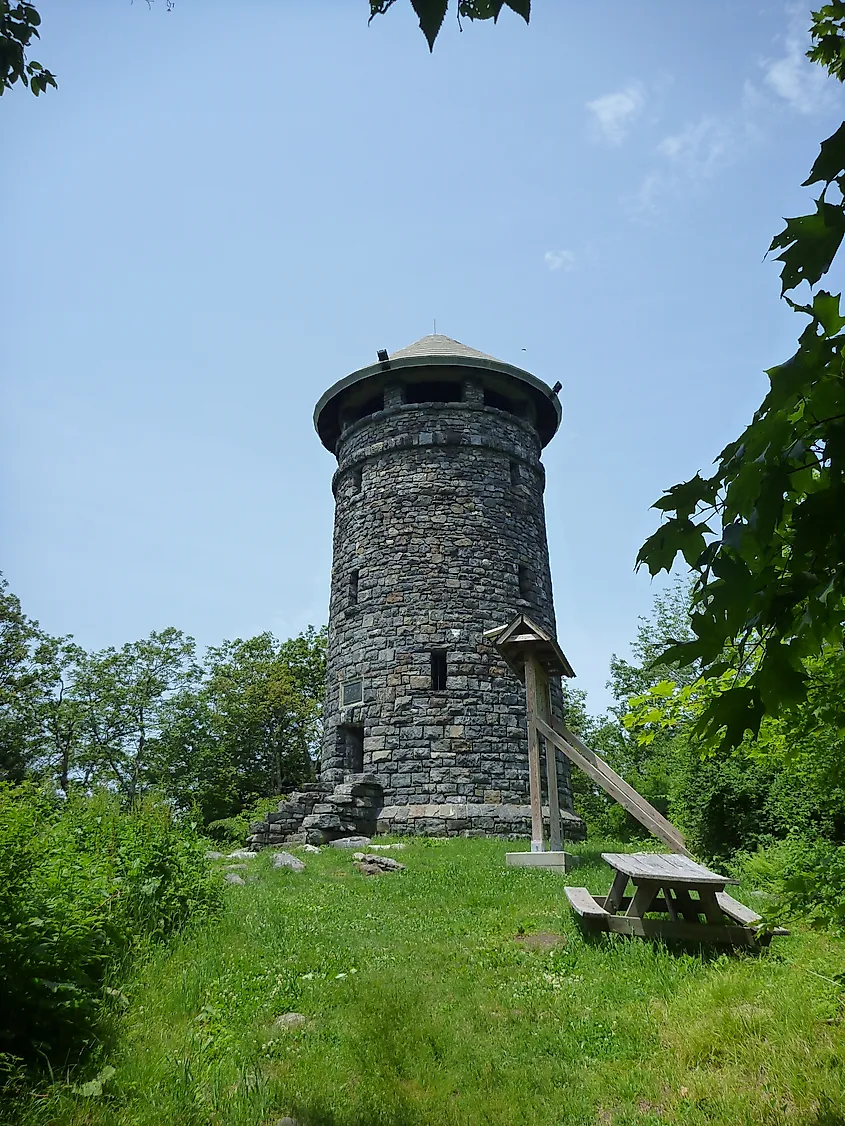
[[389, 334, 498, 363], [314, 332, 562, 452]]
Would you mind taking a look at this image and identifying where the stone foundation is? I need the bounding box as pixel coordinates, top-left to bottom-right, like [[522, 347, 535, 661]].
[[377, 802, 585, 839], [245, 774, 585, 848]]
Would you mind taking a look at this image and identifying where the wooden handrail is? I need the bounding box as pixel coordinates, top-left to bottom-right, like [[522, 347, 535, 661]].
[[536, 716, 690, 856]]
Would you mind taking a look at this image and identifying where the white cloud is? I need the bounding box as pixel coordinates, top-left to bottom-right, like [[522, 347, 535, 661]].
[[626, 117, 738, 217], [544, 249, 576, 272], [657, 117, 734, 180], [585, 83, 645, 144], [762, 29, 834, 115]]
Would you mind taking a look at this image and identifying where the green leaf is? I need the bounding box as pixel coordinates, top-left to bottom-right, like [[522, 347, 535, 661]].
[[768, 199, 845, 294], [651, 474, 717, 519], [813, 290, 845, 335], [505, 0, 530, 20], [755, 643, 808, 712], [636, 518, 709, 576], [804, 121, 845, 186], [695, 684, 765, 750], [76, 1066, 116, 1098], [411, 0, 449, 49]]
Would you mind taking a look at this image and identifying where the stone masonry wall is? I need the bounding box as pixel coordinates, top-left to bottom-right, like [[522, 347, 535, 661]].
[[320, 374, 575, 817]]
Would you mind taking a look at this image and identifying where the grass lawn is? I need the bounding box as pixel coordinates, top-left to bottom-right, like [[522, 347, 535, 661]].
[[20, 838, 845, 1126]]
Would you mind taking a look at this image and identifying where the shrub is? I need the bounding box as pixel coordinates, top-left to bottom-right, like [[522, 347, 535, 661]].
[[205, 794, 282, 845], [735, 835, 845, 930], [0, 783, 222, 1074]]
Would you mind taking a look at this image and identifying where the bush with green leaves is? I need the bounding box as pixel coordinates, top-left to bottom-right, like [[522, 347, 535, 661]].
[[735, 835, 845, 930], [0, 784, 221, 1076], [205, 795, 282, 845]]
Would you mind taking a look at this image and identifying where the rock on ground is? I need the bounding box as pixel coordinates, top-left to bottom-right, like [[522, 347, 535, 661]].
[[328, 836, 371, 849], [274, 1012, 307, 1030], [227, 849, 257, 860], [224, 872, 245, 885], [368, 843, 405, 851], [272, 851, 306, 872], [297, 843, 321, 853], [204, 851, 225, 860], [352, 852, 406, 875]]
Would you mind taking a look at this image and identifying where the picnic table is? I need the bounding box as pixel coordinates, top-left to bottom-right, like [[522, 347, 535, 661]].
[[565, 852, 788, 947]]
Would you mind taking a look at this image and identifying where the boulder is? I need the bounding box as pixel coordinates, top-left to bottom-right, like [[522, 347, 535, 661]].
[[224, 872, 245, 885], [272, 851, 306, 873], [352, 852, 406, 875], [329, 836, 372, 849]]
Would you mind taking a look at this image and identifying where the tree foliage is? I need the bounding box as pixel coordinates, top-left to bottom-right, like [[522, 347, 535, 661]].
[[0, 575, 326, 826], [637, 12, 845, 753], [369, 0, 529, 51], [0, 1, 54, 94], [2, 0, 530, 97]]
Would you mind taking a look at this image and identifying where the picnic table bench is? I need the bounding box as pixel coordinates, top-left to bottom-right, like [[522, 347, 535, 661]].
[[565, 852, 788, 947]]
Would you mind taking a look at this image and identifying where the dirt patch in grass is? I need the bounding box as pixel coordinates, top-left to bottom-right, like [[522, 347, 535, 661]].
[[513, 931, 565, 952]]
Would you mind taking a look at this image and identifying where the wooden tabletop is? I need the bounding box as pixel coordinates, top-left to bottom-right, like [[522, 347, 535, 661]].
[[601, 852, 738, 885]]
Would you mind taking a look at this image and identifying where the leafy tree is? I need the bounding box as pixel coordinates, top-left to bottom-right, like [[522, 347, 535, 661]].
[[33, 635, 86, 792], [203, 630, 324, 804], [0, 1, 54, 94], [0, 575, 44, 781], [72, 629, 198, 800], [567, 579, 696, 838], [637, 10, 845, 753]]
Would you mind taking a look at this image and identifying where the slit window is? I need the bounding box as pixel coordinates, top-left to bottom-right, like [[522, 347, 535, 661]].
[[350, 466, 362, 493], [430, 649, 447, 690], [509, 460, 520, 486], [518, 564, 531, 601], [348, 569, 359, 607], [405, 381, 462, 404]]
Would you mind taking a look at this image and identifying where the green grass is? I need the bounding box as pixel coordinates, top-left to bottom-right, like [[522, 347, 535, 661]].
[[16, 839, 845, 1126]]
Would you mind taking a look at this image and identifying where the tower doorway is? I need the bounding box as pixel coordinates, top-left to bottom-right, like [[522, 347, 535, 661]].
[[338, 723, 364, 775]]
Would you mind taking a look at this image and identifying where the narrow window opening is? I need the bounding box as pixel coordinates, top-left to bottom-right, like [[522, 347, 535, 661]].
[[348, 569, 359, 607], [405, 381, 462, 404], [509, 459, 520, 486], [430, 649, 447, 690], [518, 564, 531, 601], [350, 466, 362, 493], [484, 388, 516, 414]]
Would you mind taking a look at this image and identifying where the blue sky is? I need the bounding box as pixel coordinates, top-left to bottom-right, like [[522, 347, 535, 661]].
[[3, 0, 843, 712]]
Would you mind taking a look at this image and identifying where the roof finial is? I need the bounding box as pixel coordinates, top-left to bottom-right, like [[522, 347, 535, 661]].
[[433, 318, 436, 334]]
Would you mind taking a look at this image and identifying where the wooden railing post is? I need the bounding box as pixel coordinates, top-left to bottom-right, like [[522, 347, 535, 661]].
[[536, 665, 562, 851], [524, 654, 546, 852]]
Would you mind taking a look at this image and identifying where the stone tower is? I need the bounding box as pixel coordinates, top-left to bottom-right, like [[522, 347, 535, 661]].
[[312, 334, 582, 838]]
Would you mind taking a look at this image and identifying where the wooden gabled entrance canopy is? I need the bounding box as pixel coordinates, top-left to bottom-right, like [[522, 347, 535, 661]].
[[486, 614, 689, 858]]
